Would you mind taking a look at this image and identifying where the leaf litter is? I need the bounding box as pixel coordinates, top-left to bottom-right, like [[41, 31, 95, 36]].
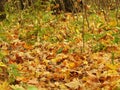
[[0, 12, 120, 90]]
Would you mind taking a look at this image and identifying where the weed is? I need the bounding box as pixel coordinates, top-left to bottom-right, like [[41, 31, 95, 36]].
[[7, 64, 20, 84], [92, 43, 106, 52], [111, 52, 115, 65]]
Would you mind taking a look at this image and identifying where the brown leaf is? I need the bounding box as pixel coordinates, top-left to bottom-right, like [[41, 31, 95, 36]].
[[28, 78, 39, 85], [65, 78, 81, 89]]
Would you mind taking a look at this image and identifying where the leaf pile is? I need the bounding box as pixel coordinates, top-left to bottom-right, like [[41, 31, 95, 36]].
[[0, 11, 120, 90]]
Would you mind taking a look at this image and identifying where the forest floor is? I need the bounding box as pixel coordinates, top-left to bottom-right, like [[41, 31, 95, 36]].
[[0, 10, 120, 90]]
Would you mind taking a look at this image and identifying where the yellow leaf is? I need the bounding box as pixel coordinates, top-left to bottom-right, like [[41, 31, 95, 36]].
[[59, 84, 68, 90], [0, 81, 10, 90], [109, 21, 117, 27], [105, 63, 117, 70], [83, 61, 88, 65], [107, 70, 118, 75], [75, 29, 80, 34], [0, 62, 7, 68], [51, 58, 58, 64], [69, 62, 75, 68], [10, 85, 25, 90]]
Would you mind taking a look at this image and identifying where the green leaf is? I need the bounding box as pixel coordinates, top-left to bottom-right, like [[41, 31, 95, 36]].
[[84, 33, 94, 42], [92, 43, 106, 52], [57, 48, 63, 54], [116, 26, 120, 31], [27, 86, 38, 90]]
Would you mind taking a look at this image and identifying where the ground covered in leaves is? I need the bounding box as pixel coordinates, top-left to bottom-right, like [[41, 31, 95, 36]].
[[0, 10, 120, 90]]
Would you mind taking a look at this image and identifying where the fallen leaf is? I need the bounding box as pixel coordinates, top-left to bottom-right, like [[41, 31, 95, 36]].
[[65, 78, 80, 89], [28, 78, 39, 85], [0, 62, 7, 68]]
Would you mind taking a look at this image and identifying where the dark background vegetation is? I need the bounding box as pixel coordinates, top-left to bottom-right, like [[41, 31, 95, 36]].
[[0, 0, 120, 24]]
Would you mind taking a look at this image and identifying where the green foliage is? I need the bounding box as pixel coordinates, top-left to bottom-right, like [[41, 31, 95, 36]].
[[0, 48, 6, 60], [116, 26, 120, 32], [0, 52, 5, 60], [0, 33, 7, 42], [92, 43, 106, 52], [49, 36, 58, 43], [8, 64, 20, 83], [112, 32, 120, 44], [57, 48, 63, 54], [113, 36, 120, 44], [94, 33, 106, 41], [27, 86, 38, 90], [84, 33, 94, 42], [41, 11, 53, 23], [16, 9, 55, 44], [0, 25, 7, 42], [71, 20, 83, 27]]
